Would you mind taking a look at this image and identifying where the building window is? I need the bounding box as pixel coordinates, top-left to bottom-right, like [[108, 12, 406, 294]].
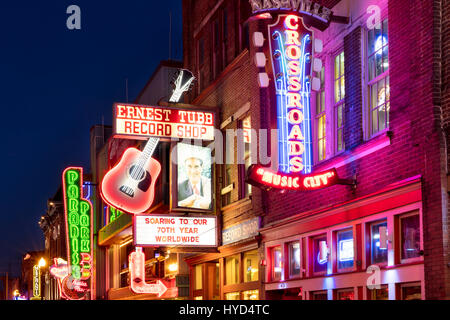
[[334, 51, 345, 153], [271, 246, 283, 281], [194, 264, 202, 290], [288, 241, 301, 278], [400, 283, 421, 300], [336, 288, 355, 300], [213, 18, 223, 78], [243, 250, 258, 282], [368, 19, 390, 136], [119, 242, 133, 288], [400, 214, 421, 260], [243, 290, 259, 300], [336, 229, 354, 271], [225, 254, 240, 285], [369, 220, 388, 265], [310, 290, 328, 300], [198, 38, 205, 67], [222, 123, 234, 207], [312, 235, 328, 274], [368, 285, 389, 300], [222, 163, 232, 207], [239, 1, 251, 52], [223, 7, 229, 65], [239, 115, 252, 198], [225, 292, 240, 300]]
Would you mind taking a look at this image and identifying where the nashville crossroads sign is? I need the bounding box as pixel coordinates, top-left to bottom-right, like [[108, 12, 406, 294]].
[[246, 164, 341, 191]]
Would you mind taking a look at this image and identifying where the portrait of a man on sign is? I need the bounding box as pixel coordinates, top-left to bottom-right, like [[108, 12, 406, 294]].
[[177, 143, 212, 210]]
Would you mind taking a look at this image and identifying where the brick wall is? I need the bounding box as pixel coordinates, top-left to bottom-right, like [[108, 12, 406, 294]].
[[182, 0, 450, 299], [343, 26, 363, 150]]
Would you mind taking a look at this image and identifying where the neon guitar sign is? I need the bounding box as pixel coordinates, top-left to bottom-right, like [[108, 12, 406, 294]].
[[101, 137, 161, 214]]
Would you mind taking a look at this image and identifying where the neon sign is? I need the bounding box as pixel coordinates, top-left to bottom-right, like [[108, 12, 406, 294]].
[[113, 103, 215, 141], [101, 140, 161, 215], [249, 0, 333, 28], [338, 239, 354, 262], [134, 215, 217, 247], [62, 167, 93, 299], [107, 206, 124, 224], [31, 265, 40, 299], [247, 164, 339, 191], [169, 69, 195, 103], [269, 14, 313, 174], [129, 247, 176, 297]]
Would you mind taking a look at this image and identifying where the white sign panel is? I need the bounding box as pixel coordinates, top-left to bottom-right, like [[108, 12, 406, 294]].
[[134, 215, 217, 247]]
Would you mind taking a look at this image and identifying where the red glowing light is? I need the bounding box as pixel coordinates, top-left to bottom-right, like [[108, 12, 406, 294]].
[[129, 247, 175, 297], [247, 165, 340, 191], [101, 147, 161, 215]]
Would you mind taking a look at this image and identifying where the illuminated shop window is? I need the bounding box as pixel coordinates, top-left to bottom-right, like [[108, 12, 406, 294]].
[[243, 250, 259, 282], [243, 290, 259, 300], [310, 290, 328, 300], [312, 235, 328, 274], [370, 220, 388, 265], [225, 254, 240, 285], [225, 292, 240, 300], [195, 264, 202, 290], [288, 241, 301, 278], [400, 214, 421, 260], [336, 288, 355, 300], [119, 242, 133, 288], [316, 67, 326, 162], [271, 246, 283, 281], [368, 285, 389, 300], [368, 19, 389, 136], [336, 229, 354, 271], [194, 296, 203, 300], [334, 51, 345, 153], [400, 283, 421, 300]]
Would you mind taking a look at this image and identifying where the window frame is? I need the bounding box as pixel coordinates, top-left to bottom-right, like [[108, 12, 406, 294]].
[[334, 228, 355, 273], [398, 212, 422, 264], [333, 50, 345, 154], [365, 18, 390, 139], [367, 219, 389, 267], [287, 241, 301, 279], [334, 288, 355, 300], [270, 246, 283, 282], [238, 114, 252, 200], [310, 233, 328, 276]]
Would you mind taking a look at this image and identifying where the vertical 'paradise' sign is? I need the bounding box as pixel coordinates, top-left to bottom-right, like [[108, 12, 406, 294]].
[[269, 14, 313, 174], [62, 167, 93, 299]]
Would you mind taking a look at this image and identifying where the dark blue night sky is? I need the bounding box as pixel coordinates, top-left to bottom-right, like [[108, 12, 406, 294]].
[[0, 1, 183, 276]]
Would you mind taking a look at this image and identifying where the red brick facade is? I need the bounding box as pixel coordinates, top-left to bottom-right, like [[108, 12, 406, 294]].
[[182, 0, 449, 300]]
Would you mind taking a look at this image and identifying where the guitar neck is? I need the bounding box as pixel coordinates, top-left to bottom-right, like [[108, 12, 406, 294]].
[[140, 137, 160, 164]]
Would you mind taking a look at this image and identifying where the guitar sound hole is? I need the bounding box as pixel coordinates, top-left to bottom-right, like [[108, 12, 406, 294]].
[[128, 165, 146, 182]]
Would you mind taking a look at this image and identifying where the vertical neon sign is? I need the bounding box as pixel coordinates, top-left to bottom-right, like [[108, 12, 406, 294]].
[[269, 14, 313, 174], [62, 167, 93, 299]]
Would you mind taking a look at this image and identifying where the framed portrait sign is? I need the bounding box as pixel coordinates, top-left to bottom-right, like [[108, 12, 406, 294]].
[[171, 142, 214, 213]]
